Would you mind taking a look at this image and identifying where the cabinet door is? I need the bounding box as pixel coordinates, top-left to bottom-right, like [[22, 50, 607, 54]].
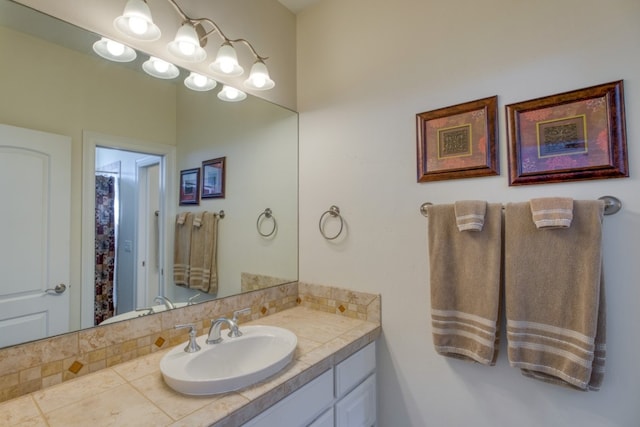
[[309, 407, 334, 427], [243, 369, 333, 427], [335, 374, 376, 427]]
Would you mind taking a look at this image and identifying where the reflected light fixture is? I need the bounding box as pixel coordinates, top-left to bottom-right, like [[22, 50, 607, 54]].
[[217, 85, 247, 102], [92, 37, 137, 62], [184, 72, 217, 91], [113, 0, 161, 41], [142, 56, 180, 79], [113, 0, 274, 91]]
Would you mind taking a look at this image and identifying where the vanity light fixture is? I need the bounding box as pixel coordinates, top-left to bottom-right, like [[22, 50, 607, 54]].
[[113, 0, 161, 41], [113, 0, 274, 90], [217, 85, 247, 102], [167, 22, 207, 62], [92, 37, 137, 62], [184, 72, 217, 91], [244, 59, 275, 90], [142, 56, 180, 79]]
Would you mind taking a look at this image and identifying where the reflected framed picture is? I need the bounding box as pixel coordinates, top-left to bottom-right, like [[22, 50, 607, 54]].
[[179, 168, 200, 205], [202, 157, 226, 199], [506, 80, 628, 186], [416, 96, 499, 182]]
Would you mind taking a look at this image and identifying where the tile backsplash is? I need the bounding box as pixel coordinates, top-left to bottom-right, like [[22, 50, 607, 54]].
[[0, 281, 380, 404]]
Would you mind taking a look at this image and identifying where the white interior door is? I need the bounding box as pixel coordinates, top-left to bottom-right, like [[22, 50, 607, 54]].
[[0, 123, 71, 347]]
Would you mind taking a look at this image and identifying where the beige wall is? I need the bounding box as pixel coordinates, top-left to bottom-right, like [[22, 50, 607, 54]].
[[297, 0, 640, 425], [0, 25, 177, 329], [174, 87, 298, 301], [15, 0, 297, 110]]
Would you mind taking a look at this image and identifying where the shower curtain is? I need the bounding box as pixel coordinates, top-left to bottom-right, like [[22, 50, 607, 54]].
[[94, 175, 116, 325]]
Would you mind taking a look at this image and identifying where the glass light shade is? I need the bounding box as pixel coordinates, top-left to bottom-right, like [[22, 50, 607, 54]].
[[114, 0, 161, 41], [243, 60, 275, 90], [92, 37, 137, 62], [217, 85, 247, 102], [142, 56, 180, 79], [209, 42, 244, 76], [184, 72, 217, 91], [167, 23, 206, 62]]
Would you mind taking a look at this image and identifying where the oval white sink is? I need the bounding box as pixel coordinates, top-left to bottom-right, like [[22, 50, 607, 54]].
[[160, 325, 297, 395]]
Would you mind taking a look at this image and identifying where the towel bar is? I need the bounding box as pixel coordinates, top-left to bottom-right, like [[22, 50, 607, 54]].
[[420, 195, 622, 218]]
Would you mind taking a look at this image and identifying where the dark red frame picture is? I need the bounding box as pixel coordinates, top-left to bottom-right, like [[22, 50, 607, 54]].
[[416, 96, 499, 182], [179, 168, 200, 205], [201, 157, 226, 199], [506, 80, 628, 186]]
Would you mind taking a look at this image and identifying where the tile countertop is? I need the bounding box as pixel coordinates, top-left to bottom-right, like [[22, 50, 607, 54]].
[[1, 306, 381, 427]]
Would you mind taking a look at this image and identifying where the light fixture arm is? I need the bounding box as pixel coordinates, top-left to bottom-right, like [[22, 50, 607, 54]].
[[164, 0, 267, 61]]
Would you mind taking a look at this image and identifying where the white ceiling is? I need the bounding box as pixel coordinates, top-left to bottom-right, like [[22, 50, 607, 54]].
[[278, 0, 320, 14]]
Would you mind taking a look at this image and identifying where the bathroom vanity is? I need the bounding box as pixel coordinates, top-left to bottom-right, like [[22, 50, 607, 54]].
[[0, 284, 381, 427]]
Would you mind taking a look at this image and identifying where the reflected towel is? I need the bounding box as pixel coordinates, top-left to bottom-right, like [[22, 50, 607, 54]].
[[173, 212, 193, 287], [454, 200, 487, 232], [530, 197, 573, 229], [428, 203, 503, 365], [188, 212, 219, 294], [505, 200, 606, 390]]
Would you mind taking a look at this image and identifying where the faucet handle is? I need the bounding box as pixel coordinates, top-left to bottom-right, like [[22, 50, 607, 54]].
[[232, 308, 251, 323], [175, 323, 201, 353]]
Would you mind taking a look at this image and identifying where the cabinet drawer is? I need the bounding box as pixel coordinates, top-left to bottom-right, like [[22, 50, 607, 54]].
[[335, 373, 376, 427], [243, 368, 334, 427], [335, 342, 376, 398]]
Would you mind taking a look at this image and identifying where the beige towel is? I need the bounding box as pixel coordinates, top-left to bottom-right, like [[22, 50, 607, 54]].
[[530, 197, 573, 229], [454, 200, 487, 231], [188, 212, 219, 294], [173, 212, 193, 287], [428, 203, 502, 365], [505, 200, 606, 390]]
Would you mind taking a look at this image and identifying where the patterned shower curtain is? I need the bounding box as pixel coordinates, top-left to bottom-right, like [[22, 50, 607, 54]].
[[95, 175, 116, 325]]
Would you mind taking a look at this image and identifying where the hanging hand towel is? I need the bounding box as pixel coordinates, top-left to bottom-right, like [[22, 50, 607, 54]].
[[505, 200, 606, 390], [188, 212, 219, 294], [454, 200, 487, 231], [530, 197, 573, 229], [173, 212, 193, 287], [428, 202, 502, 365]]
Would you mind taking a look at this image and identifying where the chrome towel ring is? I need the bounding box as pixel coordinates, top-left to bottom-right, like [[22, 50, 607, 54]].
[[319, 205, 344, 240], [257, 208, 277, 237]]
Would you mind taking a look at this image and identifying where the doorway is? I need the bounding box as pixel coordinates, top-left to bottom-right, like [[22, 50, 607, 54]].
[[81, 132, 175, 328]]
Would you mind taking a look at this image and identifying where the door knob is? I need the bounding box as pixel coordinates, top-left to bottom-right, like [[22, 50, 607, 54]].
[[46, 283, 67, 294]]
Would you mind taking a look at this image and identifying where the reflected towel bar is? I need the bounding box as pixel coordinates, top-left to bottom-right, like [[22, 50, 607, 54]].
[[420, 195, 622, 218]]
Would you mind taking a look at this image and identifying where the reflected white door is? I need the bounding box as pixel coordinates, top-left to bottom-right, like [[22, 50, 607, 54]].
[[0, 124, 71, 347]]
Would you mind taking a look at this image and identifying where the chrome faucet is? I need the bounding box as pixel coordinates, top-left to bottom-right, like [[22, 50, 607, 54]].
[[206, 308, 251, 344], [175, 323, 201, 353], [154, 295, 175, 310]]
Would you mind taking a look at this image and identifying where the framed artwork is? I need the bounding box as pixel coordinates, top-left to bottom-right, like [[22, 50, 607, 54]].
[[201, 157, 226, 199], [416, 96, 499, 182], [506, 80, 628, 186], [179, 168, 200, 205]]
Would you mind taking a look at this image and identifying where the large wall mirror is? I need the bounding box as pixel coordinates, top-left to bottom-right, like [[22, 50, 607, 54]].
[[0, 0, 298, 349]]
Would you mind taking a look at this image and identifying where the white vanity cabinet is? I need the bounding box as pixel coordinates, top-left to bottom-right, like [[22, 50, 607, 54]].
[[243, 342, 377, 427]]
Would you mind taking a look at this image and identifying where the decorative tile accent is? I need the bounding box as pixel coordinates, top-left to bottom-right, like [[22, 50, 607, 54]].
[[298, 282, 381, 322], [154, 337, 166, 348], [67, 361, 83, 375]]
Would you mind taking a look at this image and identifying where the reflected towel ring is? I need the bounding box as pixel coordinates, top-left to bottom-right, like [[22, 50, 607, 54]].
[[319, 205, 344, 240], [257, 208, 277, 237]]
